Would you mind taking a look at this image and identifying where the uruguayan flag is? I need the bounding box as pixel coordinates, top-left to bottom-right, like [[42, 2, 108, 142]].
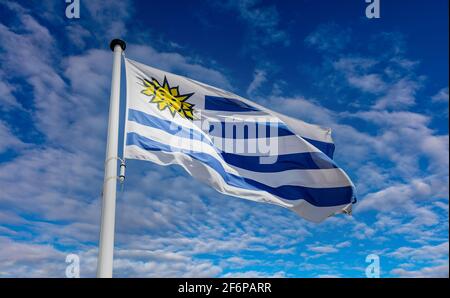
[[123, 58, 355, 222]]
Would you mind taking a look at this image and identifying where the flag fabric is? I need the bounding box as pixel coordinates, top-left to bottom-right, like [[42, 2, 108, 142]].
[[123, 58, 355, 222]]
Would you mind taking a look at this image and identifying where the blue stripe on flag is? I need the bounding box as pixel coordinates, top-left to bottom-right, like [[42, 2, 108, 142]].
[[126, 132, 353, 207], [303, 137, 335, 159], [205, 95, 259, 112], [208, 121, 294, 138], [220, 151, 337, 172]]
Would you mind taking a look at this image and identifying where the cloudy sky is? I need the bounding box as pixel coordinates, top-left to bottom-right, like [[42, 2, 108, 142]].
[[0, 0, 448, 277]]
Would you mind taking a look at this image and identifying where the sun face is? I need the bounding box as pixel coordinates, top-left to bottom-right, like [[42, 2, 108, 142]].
[[140, 76, 195, 120]]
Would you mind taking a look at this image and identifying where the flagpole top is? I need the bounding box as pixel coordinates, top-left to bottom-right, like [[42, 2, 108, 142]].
[[110, 39, 126, 52]]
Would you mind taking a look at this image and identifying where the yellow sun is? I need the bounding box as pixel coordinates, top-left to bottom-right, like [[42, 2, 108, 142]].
[[140, 76, 195, 120]]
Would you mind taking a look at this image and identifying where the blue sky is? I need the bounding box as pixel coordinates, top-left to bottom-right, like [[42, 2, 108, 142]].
[[0, 0, 448, 277]]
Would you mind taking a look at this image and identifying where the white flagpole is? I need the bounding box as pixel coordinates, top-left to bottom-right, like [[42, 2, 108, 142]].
[[97, 39, 126, 278]]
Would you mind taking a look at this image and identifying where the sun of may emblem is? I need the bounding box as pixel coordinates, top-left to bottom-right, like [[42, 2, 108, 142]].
[[139, 76, 195, 120]]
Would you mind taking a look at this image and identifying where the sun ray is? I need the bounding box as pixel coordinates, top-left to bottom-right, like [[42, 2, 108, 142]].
[[139, 76, 196, 120]]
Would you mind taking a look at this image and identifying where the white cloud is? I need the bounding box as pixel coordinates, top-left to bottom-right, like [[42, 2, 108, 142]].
[[222, 0, 289, 48], [0, 237, 65, 277], [352, 221, 376, 240], [432, 87, 449, 103], [308, 245, 339, 254], [347, 74, 386, 94], [357, 179, 431, 212], [307, 240, 351, 255], [336, 241, 352, 248], [317, 274, 341, 278], [246, 69, 267, 96], [349, 110, 449, 175], [305, 23, 351, 53], [333, 57, 387, 94], [0, 121, 27, 153], [373, 77, 421, 109], [319, 34, 423, 110], [66, 24, 92, 49], [387, 241, 448, 261], [222, 270, 286, 278], [0, 71, 22, 110], [433, 201, 449, 213], [419, 134, 449, 171], [127, 44, 232, 90], [391, 263, 448, 278], [262, 95, 336, 126], [84, 0, 132, 40], [389, 242, 449, 277], [112, 248, 222, 277], [0, 237, 224, 277]]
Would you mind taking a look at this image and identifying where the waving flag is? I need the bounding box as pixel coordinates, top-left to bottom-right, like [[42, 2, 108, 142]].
[[123, 58, 355, 222]]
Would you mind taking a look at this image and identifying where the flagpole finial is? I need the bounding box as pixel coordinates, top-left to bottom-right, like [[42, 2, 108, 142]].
[[110, 39, 126, 52]]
